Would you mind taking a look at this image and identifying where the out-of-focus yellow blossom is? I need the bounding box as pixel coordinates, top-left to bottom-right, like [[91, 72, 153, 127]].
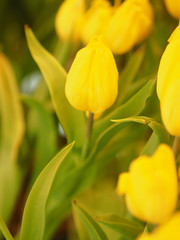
[[164, 0, 180, 19], [117, 144, 178, 224], [137, 212, 180, 240], [157, 24, 180, 136], [103, 0, 153, 54], [65, 35, 118, 114], [80, 0, 112, 45], [55, 0, 85, 41]]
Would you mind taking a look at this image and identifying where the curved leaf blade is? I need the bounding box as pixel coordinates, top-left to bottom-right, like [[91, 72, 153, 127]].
[[20, 142, 74, 240], [112, 116, 170, 145], [21, 95, 57, 185], [73, 201, 109, 240], [0, 216, 14, 240], [116, 46, 146, 105], [25, 26, 86, 145], [95, 215, 143, 240], [0, 52, 25, 222]]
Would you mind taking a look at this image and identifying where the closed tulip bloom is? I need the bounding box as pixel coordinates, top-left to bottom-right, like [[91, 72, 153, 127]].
[[80, 0, 112, 45], [65, 35, 118, 114], [117, 144, 178, 224], [164, 0, 180, 19], [137, 212, 180, 240], [103, 0, 153, 54], [157, 25, 180, 136], [55, 0, 85, 41]]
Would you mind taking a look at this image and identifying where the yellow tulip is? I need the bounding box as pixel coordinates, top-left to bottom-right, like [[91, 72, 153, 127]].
[[80, 0, 112, 45], [65, 35, 118, 114], [117, 144, 178, 224], [157, 24, 180, 136], [137, 212, 180, 240], [164, 0, 180, 19], [55, 0, 85, 41], [103, 0, 153, 54]]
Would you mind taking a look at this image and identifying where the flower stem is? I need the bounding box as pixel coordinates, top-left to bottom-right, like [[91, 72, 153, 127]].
[[81, 112, 94, 160], [173, 136, 180, 158], [86, 112, 94, 138]]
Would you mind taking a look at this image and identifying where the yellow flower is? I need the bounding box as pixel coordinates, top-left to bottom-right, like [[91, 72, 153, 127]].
[[55, 0, 85, 41], [65, 35, 118, 114], [80, 0, 112, 45], [117, 144, 178, 224], [137, 212, 180, 240], [103, 0, 153, 54], [164, 0, 180, 19], [157, 24, 180, 136]]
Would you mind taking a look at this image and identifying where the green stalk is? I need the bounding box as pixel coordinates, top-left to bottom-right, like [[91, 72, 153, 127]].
[[0, 216, 14, 240], [172, 136, 180, 158], [81, 112, 94, 161]]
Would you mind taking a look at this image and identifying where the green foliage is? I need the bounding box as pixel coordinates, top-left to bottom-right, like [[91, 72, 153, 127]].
[[0, 1, 178, 240], [73, 201, 109, 240], [25, 26, 86, 146], [20, 142, 74, 240], [0, 216, 14, 240], [95, 215, 143, 240]]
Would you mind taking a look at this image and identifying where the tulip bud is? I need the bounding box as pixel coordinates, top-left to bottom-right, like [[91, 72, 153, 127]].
[[164, 0, 180, 19], [137, 212, 180, 240], [117, 144, 178, 224], [80, 0, 112, 45], [55, 0, 85, 41], [65, 35, 118, 114], [103, 0, 153, 54], [157, 25, 180, 136]]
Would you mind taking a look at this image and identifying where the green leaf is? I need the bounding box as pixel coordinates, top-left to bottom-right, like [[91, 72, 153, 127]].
[[25, 26, 86, 146], [93, 78, 155, 141], [21, 95, 57, 186], [0, 52, 25, 222], [88, 122, 146, 174], [95, 215, 143, 240], [112, 116, 170, 145], [115, 46, 146, 105], [73, 201, 109, 240], [20, 142, 74, 240], [141, 132, 162, 156], [0, 216, 14, 240]]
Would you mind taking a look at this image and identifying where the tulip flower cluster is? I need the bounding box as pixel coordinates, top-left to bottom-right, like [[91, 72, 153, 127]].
[[55, 0, 154, 54]]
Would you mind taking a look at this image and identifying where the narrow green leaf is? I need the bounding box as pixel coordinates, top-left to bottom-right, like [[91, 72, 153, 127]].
[[21, 95, 57, 185], [25, 26, 86, 145], [112, 116, 170, 144], [116, 46, 146, 105], [73, 201, 109, 240], [0, 52, 25, 164], [96, 215, 143, 240], [0, 216, 14, 240], [20, 142, 74, 240], [0, 52, 25, 222], [141, 132, 161, 156]]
